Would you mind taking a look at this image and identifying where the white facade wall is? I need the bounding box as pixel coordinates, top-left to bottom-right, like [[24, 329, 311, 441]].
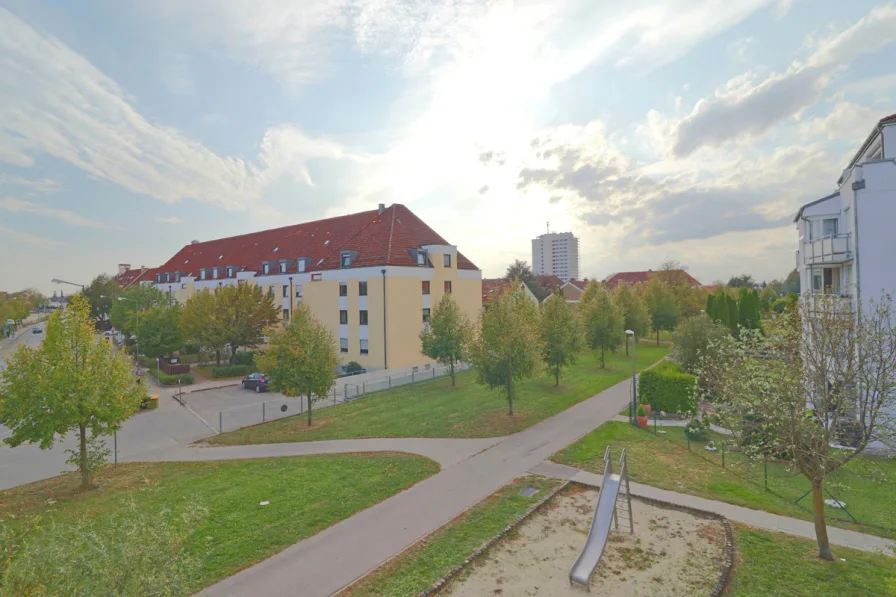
[[853, 161, 896, 303], [532, 232, 580, 282]]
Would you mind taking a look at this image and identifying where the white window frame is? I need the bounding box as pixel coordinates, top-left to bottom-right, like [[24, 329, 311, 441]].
[[340, 337, 348, 353], [279, 262, 287, 273], [360, 339, 368, 354], [297, 258, 306, 272]]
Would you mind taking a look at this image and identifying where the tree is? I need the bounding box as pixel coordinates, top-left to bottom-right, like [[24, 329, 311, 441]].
[[109, 285, 169, 339], [612, 282, 650, 355], [82, 274, 120, 325], [725, 294, 739, 335], [137, 305, 183, 359], [504, 259, 549, 301], [698, 293, 896, 560], [580, 281, 624, 367], [181, 290, 228, 366], [655, 259, 689, 286], [420, 294, 473, 386], [644, 278, 679, 344], [670, 313, 729, 373], [258, 304, 338, 426], [540, 291, 584, 385], [727, 274, 755, 288], [217, 283, 280, 362], [470, 285, 541, 415], [0, 295, 142, 488], [759, 285, 779, 312], [783, 268, 801, 294]]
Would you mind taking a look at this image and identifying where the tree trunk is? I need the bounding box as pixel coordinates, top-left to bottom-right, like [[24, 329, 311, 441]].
[[216, 349, 221, 367], [230, 345, 239, 365], [811, 480, 834, 560], [78, 423, 90, 488], [450, 359, 456, 387], [600, 346, 605, 368], [507, 381, 514, 415], [307, 393, 313, 427], [555, 368, 560, 386], [656, 330, 659, 345]]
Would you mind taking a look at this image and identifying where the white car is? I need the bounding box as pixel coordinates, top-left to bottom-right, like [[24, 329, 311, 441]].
[[103, 330, 117, 336]]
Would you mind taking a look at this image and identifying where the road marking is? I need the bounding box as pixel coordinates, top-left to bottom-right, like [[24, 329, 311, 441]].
[[181, 401, 220, 435]]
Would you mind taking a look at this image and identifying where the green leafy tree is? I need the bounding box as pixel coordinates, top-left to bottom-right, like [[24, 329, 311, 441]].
[[727, 273, 755, 288], [138, 305, 183, 359], [0, 295, 142, 488], [504, 259, 549, 301], [420, 294, 473, 386], [217, 284, 280, 362], [759, 285, 778, 312], [82, 274, 121, 325], [644, 278, 679, 344], [181, 290, 228, 366], [612, 282, 650, 355], [258, 304, 338, 426], [540, 290, 584, 385], [783, 268, 801, 294], [109, 285, 169, 339], [726, 293, 739, 334], [580, 281, 624, 368], [670, 313, 729, 373], [470, 285, 541, 415]]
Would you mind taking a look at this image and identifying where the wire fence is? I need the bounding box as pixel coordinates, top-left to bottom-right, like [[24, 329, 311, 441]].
[[214, 361, 472, 434], [637, 417, 895, 533]]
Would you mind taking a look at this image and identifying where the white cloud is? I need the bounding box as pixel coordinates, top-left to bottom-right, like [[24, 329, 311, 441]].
[[0, 197, 105, 228], [0, 224, 68, 247], [0, 174, 61, 194], [155, 216, 183, 224], [799, 101, 883, 141]]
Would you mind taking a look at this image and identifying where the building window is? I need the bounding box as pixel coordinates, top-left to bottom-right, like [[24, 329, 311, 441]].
[[823, 218, 838, 237], [340, 310, 348, 324], [444, 254, 451, 267], [360, 339, 368, 354], [283, 308, 290, 322], [422, 281, 430, 295], [359, 281, 368, 296], [312, 273, 322, 281], [263, 263, 270, 275], [297, 258, 306, 272], [282, 285, 288, 297], [417, 250, 427, 266], [296, 284, 302, 298], [200, 269, 207, 280], [444, 281, 452, 294], [341, 252, 351, 268], [339, 282, 347, 296], [340, 337, 348, 353], [423, 308, 431, 323], [359, 310, 368, 325], [279, 262, 287, 273], [269, 287, 275, 296]]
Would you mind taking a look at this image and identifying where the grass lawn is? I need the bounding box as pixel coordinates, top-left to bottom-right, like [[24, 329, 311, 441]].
[[729, 525, 896, 596], [208, 346, 667, 445], [0, 454, 438, 594], [553, 421, 896, 539], [341, 476, 563, 597], [192, 366, 244, 380]]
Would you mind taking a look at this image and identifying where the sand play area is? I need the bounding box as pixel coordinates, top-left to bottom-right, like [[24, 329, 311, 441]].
[[442, 486, 726, 597]]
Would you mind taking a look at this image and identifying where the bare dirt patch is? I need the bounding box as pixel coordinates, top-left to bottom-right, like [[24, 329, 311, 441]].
[[442, 488, 724, 597]]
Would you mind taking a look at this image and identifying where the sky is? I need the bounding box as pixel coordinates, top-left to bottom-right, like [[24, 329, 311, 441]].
[[1, 0, 894, 295]]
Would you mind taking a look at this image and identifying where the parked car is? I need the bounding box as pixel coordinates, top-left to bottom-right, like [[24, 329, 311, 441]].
[[32, 327, 41, 334], [241, 373, 269, 393]]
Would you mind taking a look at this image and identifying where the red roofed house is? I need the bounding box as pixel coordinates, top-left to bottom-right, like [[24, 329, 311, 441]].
[[481, 278, 537, 309], [542, 279, 589, 304], [114, 264, 159, 290], [603, 270, 701, 289], [130, 204, 481, 372]]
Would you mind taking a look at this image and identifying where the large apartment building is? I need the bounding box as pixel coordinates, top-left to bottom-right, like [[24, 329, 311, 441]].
[[125, 204, 482, 372], [794, 114, 896, 306], [532, 231, 580, 282]]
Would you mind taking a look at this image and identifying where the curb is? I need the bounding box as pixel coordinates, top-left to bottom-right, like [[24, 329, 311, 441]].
[[187, 382, 241, 394], [421, 482, 735, 597]]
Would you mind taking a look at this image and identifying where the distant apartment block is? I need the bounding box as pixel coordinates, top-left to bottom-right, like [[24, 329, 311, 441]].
[[532, 232, 580, 282], [795, 114, 896, 306], [118, 204, 482, 372]]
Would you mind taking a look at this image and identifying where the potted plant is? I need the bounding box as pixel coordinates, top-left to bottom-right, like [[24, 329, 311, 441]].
[[637, 405, 648, 428], [640, 393, 651, 417]]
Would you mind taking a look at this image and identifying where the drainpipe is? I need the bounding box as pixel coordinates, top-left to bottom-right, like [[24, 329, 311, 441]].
[[381, 269, 388, 369], [288, 276, 294, 322]]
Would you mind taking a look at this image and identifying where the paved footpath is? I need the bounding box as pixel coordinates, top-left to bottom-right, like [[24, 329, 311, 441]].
[[529, 461, 895, 555]]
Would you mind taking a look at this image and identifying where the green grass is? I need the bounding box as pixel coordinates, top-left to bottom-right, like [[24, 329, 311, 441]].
[[209, 346, 667, 445], [341, 476, 563, 597], [729, 525, 896, 596], [553, 421, 896, 539], [0, 454, 438, 594]]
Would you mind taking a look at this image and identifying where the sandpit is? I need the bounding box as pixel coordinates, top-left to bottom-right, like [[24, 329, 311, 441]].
[[442, 486, 725, 597]]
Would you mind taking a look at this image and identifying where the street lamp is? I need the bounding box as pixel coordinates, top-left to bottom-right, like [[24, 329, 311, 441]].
[[51, 278, 85, 290], [117, 296, 139, 365], [625, 329, 636, 426]]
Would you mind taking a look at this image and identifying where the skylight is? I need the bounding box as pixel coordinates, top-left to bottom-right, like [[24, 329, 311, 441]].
[[324, 240, 330, 245], [273, 247, 279, 252]]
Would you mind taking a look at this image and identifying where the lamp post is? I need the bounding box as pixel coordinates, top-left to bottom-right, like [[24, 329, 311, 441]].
[[625, 329, 636, 425], [51, 278, 85, 290], [117, 296, 139, 365]]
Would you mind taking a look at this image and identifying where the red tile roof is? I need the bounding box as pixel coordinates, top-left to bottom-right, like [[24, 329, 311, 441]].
[[481, 278, 511, 305], [604, 270, 701, 288], [114, 266, 159, 289], [152, 204, 478, 279], [880, 113, 896, 124], [535, 275, 565, 291]]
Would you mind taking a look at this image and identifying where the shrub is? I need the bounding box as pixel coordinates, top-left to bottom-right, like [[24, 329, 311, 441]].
[[181, 343, 200, 354], [212, 365, 250, 378], [232, 352, 255, 367], [685, 416, 710, 441], [345, 361, 364, 375], [639, 361, 697, 414], [670, 314, 729, 373], [637, 405, 646, 417], [152, 367, 193, 386]]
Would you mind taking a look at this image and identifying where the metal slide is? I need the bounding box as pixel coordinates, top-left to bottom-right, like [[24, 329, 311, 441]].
[[569, 447, 633, 589]]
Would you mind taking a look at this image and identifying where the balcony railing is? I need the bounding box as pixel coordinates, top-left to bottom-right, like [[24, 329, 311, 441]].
[[803, 233, 852, 265]]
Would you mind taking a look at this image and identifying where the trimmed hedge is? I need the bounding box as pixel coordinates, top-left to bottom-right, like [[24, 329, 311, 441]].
[[231, 352, 255, 367], [212, 365, 251, 378], [149, 367, 194, 386], [639, 361, 697, 414]]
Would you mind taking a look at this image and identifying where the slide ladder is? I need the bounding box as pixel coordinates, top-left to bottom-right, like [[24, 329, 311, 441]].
[[568, 446, 633, 590]]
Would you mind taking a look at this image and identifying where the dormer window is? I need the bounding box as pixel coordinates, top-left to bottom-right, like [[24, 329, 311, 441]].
[[200, 268, 207, 280], [297, 258, 306, 272], [279, 261, 287, 273], [155, 273, 162, 284], [340, 252, 351, 268], [226, 266, 234, 278], [416, 250, 427, 266], [263, 263, 270, 275]]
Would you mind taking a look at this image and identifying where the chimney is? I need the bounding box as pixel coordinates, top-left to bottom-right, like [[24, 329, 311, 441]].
[[191, 240, 200, 244], [118, 264, 131, 275], [378, 203, 385, 215]]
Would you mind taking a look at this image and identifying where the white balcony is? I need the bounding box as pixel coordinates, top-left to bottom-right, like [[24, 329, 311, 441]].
[[803, 233, 852, 265]]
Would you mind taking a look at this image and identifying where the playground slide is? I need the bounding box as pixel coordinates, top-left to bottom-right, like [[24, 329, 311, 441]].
[[568, 463, 622, 588]]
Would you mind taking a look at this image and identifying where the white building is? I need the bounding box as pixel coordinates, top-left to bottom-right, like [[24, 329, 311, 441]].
[[795, 114, 896, 306], [532, 232, 580, 282]]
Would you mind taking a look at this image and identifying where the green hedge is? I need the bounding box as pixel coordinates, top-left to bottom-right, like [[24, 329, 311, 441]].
[[639, 361, 697, 414], [231, 352, 255, 367], [149, 367, 194, 386], [212, 365, 251, 378]]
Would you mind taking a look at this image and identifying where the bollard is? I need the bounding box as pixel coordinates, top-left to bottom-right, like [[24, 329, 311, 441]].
[[219, 411, 222, 433], [263, 402, 266, 423], [344, 384, 348, 401], [114, 431, 118, 467], [432, 368, 436, 379]]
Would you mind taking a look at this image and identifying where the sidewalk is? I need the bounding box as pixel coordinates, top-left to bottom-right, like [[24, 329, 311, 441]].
[[611, 414, 733, 435], [528, 461, 895, 555]]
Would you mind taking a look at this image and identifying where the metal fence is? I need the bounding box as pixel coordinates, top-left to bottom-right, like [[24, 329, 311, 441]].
[[215, 361, 472, 433]]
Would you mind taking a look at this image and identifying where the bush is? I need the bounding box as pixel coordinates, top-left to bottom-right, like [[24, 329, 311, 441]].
[[637, 405, 646, 417], [639, 361, 697, 414], [685, 416, 710, 441], [670, 314, 729, 373], [345, 361, 364, 375], [150, 367, 193, 386], [181, 343, 200, 354], [232, 352, 255, 367], [212, 365, 250, 378]]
